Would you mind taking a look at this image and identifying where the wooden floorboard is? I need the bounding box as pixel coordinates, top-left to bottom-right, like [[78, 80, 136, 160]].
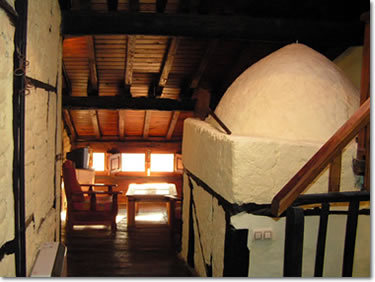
[[61, 206, 194, 277]]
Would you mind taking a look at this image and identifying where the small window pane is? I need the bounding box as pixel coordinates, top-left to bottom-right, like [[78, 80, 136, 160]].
[[93, 152, 105, 171], [121, 153, 145, 172], [150, 154, 174, 172]]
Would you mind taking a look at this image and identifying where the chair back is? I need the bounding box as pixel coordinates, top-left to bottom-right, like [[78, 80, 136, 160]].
[[63, 160, 85, 202]]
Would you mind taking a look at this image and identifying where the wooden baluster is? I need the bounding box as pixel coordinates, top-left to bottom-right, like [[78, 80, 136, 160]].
[[283, 207, 305, 277], [328, 154, 342, 192], [342, 200, 360, 277], [314, 203, 330, 277]]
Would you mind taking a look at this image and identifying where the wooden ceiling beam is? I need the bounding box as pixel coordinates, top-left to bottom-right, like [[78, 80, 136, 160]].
[[89, 110, 101, 139], [118, 110, 126, 139], [166, 111, 180, 140], [124, 35, 136, 95], [63, 96, 195, 111], [107, 0, 118, 11], [63, 109, 77, 141], [86, 36, 98, 93], [157, 37, 180, 96], [143, 111, 152, 139], [62, 11, 364, 44], [190, 39, 218, 89]]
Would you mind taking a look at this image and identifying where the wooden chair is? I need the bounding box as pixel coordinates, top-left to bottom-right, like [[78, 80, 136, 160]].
[[62, 160, 121, 232]]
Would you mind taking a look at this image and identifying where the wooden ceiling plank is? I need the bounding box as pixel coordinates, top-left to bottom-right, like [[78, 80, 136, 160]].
[[63, 109, 77, 141], [89, 110, 101, 139], [143, 110, 151, 139], [62, 11, 364, 45], [63, 96, 195, 111], [118, 110, 126, 139], [125, 35, 136, 95], [166, 111, 180, 140], [86, 36, 98, 93]]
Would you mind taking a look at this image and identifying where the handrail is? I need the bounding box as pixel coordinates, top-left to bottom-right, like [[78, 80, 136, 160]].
[[271, 98, 370, 216]]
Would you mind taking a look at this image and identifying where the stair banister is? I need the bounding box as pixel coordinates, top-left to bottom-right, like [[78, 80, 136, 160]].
[[271, 98, 370, 216]]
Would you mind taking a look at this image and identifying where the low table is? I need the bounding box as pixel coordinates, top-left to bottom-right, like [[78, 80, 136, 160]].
[[126, 183, 177, 227]]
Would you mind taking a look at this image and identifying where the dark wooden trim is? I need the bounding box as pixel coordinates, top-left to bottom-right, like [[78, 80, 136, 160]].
[[314, 203, 329, 277], [292, 191, 370, 206], [61, 11, 364, 44], [223, 214, 249, 277], [13, 0, 28, 276], [342, 200, 360, 277], [107, 0, 118, 11], [62, 96, 195, 111], [156, 0, 167, 13], [26, 76, 57, 93], [283, 207, 304, 277], [0, 0, 18, 25]]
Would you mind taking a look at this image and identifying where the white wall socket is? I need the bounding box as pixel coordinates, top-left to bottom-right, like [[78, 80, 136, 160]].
[[252, 228, 273, 240]]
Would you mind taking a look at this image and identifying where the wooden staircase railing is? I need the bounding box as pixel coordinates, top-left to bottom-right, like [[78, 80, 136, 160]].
[[271, 98, 370, 217]]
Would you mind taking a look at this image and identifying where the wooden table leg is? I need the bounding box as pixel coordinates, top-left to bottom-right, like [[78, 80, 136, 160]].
[[127, 197, 135, 227]]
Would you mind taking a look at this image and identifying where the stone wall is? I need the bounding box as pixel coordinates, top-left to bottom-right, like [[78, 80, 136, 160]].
[[0, 0, 16, 277], [24, 0, 62, 275]]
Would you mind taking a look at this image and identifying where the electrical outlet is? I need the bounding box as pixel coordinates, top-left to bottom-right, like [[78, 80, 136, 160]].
[[252, 228, 273, 240]]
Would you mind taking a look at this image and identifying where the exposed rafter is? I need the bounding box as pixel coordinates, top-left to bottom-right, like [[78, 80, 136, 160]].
[[124, 35, 136, 95], [63, 109, 76, 140], [86, 36, 98, 94], [89, 110, 101, 139], [166, 111, 180, 140], [143, 111, 152, 139], [62, 96, 195, 111], [62, 11, 364, 45], [118, 110, 126, 139]]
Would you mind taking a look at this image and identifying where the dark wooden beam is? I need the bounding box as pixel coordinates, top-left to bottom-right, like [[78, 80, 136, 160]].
[[118, 110, 126, 139], [63, 109, 77, 140], [156, 0, 167, 13], [124, 35, 135, 95], [159, 37, 179, 88], [63, 96, 195, 111], [62, 11, 364, 44], [107, 0, 118, 11], [143, 111, 152, 139], [89, 110, 101, 139], [190, 39, 218, 89], [86, 36, 98, 93], [129, 0, 139, 12], [166, 111, 180, 139]]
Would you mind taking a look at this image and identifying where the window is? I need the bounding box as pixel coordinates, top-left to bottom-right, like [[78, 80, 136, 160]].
[[150, 154, 174, 172], [121, 153, 145, 172], [92, 152, 105, 171]]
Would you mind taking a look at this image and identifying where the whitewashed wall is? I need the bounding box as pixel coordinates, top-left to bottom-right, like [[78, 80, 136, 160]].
[[0, 0, 16, 277], [23, 0, 62, 275]]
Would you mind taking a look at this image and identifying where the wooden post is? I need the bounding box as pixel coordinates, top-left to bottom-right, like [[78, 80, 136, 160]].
[[283, 207, 304, 277], [314, 203, 330, 276], [328, 154, 342, 192]]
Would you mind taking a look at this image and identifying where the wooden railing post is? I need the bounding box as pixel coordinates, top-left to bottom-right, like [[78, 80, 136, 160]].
[[283, 207, 305, 277], [328, 154, 342, 192]]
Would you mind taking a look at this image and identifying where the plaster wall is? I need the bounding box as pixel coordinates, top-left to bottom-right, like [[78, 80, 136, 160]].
[[334, 47, 363, 90], [23, 0, 62, 275], [0, 0, 16, 277]]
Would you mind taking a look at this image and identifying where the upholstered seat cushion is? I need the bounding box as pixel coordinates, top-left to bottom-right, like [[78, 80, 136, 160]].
[[63, 160, 85, 202], [72, 196, 114, 211]]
